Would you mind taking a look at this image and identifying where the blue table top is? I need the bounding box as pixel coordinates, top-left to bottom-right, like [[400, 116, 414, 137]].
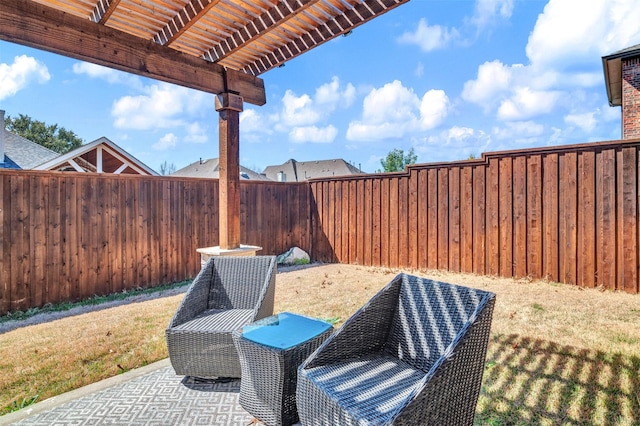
[[241, 312, 332, 350]]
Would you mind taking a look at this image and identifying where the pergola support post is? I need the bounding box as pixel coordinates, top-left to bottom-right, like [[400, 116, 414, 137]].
[[215, 91, 243, 250]]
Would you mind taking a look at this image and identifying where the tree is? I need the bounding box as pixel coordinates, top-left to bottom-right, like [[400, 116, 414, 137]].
[[159, 160, 177, 176], [5, 114, 83, 154], [377, 147, 418, 172]]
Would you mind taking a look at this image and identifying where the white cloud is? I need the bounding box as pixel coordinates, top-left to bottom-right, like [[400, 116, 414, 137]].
[[280, 76, 355, 128], [492, 121, 545, 140], [289, 125, 338, 143], [461, 0, 639, 129], [184, 122, 208, 144], [420, 90, 450, 129], [415, 126, 492, 161], [398, 18, 459, 52], [72, 62, 141, 87], [347, 80, 419, 141], [463, 61, 565, 121], [462, 60, 516, 106], [242, 77, 354, 144], [73, 62, 112, 79], [315, 77, 356, 108], [361, 80, 419, 124], [347, 122, 407, 141], [601, 104, 621, 122], [463, 61, 563, 122], [111, 83, 207, 130], [521, 70, 601, 91], [526, 0, 640, 70], [281, 91, 319, 127], [398, 0, 514, 54], [443, 127, 489, 148], [564, 111, 599, 133], [569, 72, 604, 88], [0, 55, 50, 100], [471, 0, 514, 29], [153, 133, 178, 151], [347, 81, 450, 141], [111, 82, 210, 147], [240, 109, 270, 134], [497, 87, 560, 121]]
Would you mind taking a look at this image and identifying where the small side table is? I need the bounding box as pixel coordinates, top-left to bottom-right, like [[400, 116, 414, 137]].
[[232, 312, 333, 426]]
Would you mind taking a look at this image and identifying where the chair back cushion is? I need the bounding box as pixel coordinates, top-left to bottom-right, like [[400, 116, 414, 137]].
[[384, 275, 493, 372], [207, 256, 274, 310]]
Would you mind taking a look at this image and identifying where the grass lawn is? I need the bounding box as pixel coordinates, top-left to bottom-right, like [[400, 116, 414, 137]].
[[1, 263, 639, 425]]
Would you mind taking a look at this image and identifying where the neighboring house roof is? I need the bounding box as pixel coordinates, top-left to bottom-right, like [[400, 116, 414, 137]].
[[1, 129, 60, 169], [602, 43, 640, 107], [34, 137, 158, 176], [263, 158, 363, 182], [172, 158, 271, 181]]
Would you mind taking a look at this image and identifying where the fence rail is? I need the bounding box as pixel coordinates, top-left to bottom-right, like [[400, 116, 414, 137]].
[[1, 139, 639, 314]]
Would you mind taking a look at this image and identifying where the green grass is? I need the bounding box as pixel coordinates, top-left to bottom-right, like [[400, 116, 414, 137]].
[[0, 287, 185, 416], [0, 280, 191, 325], [1, 264, 639, 424], [5, 395, 39, 414], [531, 303, 544, 311], [475, 334, 640, 425], [610, 333, 640, 345], [320, 316, 341, 325]]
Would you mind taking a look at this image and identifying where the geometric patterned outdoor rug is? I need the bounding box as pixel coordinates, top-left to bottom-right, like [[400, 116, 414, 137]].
[[7, 364, 255, 426]]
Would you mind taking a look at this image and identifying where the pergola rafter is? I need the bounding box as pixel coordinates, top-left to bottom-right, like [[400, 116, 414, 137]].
[[90, 0, 121, 24], [154, 0, 223, 47], [203, 0, 323, 64], [242, 0, 403, 75]]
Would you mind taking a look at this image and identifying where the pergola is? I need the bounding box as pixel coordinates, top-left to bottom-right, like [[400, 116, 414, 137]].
[[0, 0, 409, 250]]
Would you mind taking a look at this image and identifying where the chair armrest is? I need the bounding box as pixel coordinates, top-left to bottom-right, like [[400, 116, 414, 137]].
[[301, 274, 403, 369], [393, 294, 496, 424], [168, 261, 213, 327], [253, 257, 277, 321]]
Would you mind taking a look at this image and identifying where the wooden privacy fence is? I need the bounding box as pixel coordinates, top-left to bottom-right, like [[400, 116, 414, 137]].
[[309, 139, 640, 294], [0, 172, 310, 314], [2, 138, 640, 314]]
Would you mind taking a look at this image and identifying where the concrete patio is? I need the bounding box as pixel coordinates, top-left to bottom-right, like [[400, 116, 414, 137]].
[[1, 359, 259, 425]]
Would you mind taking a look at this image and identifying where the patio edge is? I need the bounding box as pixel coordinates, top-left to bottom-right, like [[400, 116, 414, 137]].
[[0, 358, 171, 425]]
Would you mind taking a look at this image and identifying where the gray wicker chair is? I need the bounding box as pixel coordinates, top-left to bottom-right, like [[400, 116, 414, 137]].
[[296, 273, 496, 426], [166, 255, 276, 379]]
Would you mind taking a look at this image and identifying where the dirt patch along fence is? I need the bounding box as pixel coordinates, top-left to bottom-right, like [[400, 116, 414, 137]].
[[2, 139, 640, 315]]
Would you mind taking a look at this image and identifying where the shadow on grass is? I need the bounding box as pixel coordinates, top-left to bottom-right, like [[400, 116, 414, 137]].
[[475, 334, 640, 426]]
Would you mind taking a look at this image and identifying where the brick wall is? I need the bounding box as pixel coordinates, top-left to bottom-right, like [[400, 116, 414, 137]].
[[622, 57, 640, 139]]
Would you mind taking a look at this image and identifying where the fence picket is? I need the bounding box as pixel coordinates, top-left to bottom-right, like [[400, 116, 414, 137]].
[[2, 139, 640, 314]]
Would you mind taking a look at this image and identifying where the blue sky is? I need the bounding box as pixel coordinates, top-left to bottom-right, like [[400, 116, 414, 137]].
[[1, 0, 639, 174]]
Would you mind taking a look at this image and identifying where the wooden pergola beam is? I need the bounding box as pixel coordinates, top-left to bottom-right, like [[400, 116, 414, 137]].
[[0, 0, 266, 105]]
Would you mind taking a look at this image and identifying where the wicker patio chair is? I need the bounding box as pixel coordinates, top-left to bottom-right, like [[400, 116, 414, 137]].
[[296, 273, 496, 426], [166, 255, 276, 379]]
